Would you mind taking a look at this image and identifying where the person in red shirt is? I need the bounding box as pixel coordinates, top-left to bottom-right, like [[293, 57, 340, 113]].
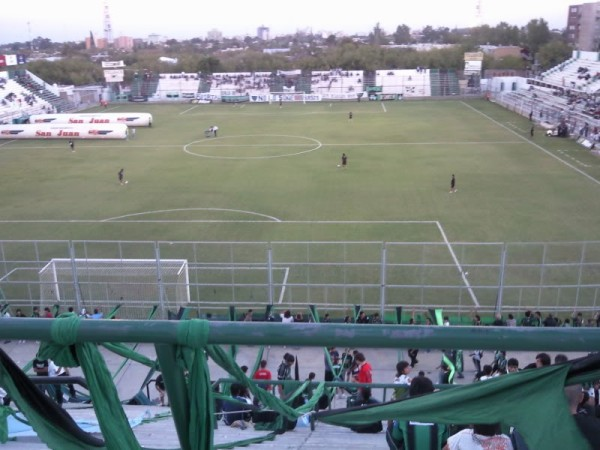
[[353, 352, 372, 401], [253, 359, 272, 391]]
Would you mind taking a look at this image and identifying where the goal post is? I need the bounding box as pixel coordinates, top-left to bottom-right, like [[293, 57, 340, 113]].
[[39, 258, 190, 306]]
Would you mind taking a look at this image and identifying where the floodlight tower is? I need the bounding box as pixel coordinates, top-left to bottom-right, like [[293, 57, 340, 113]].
[[103, 0, 113, 47]]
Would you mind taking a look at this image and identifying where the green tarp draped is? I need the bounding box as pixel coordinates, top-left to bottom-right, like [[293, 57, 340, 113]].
[[316, 355, 600, 450]]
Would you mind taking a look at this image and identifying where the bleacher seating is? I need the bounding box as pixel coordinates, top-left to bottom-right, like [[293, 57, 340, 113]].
[[375, 69, 431, 97], [0, 78, 53, 124], [539, 59, 600, 93], [13, 72, 75, 113], [310, 70, 363, 95], [154, 73, 201, 100], [208, 72, 273, 97]]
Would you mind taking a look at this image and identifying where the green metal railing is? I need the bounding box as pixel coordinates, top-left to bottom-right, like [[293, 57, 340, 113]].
[[1, 319, 600, 351]]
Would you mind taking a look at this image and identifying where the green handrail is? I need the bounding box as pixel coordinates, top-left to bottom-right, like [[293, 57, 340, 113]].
[[1, 319, 600, 352]]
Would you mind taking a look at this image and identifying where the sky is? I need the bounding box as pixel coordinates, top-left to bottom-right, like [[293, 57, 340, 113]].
[[0, 0, 576, 45]]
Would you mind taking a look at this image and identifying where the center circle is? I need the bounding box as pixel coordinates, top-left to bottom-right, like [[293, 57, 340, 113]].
[[183, 134, 322, 159]]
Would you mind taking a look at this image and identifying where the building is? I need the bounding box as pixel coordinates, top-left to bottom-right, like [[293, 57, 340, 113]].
[[567, 2, 600, 51], [257, 26, 270, 41], [114, 36, 134, 50], [206, 29, 223, 41]]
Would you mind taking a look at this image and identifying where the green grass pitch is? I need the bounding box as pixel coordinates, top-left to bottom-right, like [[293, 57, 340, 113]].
[[1, 99, 600, 313]]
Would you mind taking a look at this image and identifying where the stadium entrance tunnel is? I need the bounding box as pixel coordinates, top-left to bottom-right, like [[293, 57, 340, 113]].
[[183, 134, 322, 159]]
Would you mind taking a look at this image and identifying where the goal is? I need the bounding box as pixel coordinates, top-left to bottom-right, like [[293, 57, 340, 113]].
[[38, 258, 190, 306]]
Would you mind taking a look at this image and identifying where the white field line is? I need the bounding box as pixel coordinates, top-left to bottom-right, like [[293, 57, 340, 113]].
[[0, 141, 523, 151], [278, 267, 290, 304], [180, 105, 201, 115], [0, 219, 441, 224], [0, 268, 20, 282], [461, 101, 600, 187], [435, 221, 480, 307], [381, 102, 387, 113]]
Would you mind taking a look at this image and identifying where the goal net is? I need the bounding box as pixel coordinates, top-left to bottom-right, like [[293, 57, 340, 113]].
[[39, 258, 190, 306]]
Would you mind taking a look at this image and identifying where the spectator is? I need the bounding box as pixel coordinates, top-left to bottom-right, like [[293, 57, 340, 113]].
[[277, 353, 295, 397], [352, 352, 372, 401], [155, 373, 167, 406], [253, 359, 272, 392], [506, 313, 517, 327], [304, 372, 316, 400], [443, 423, 513, 450], [492, 313, 505, 326], [222, 383, 252, 429], [387, 376, 448, 450], [470, 350, 483, 374], [356, 311, 370, 324], [555, 354, 569, 364], [476, 364, 494, 381], [280, 310, 294, 323], [520, 310, 535, 326], [564, 384, 600, 448], [324, 347, 339, 382], [393, 361, 412, 400], [506, 358, 520, 373], [535, 352, 551, 368], [543, 313, 558, 327], [491, 351, 507, 375]]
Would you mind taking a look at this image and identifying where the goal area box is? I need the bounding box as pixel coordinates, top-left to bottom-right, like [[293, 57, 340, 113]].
[[39, 258, 190, 305]]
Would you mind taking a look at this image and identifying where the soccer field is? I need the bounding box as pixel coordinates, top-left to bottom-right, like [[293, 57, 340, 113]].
[[1, 99, 600, 315]]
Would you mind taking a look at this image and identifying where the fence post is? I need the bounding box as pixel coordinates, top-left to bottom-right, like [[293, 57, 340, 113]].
[[154, 242, 167, 320], [380, 243, 387, 317], [496, 243, 507, 313], [69, 241, 82, 313], [267, 245, 273, 306], [576, 242, 587, 307]]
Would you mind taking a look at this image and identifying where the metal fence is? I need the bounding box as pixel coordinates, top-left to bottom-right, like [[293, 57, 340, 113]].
[[0, 240, 599, 320]]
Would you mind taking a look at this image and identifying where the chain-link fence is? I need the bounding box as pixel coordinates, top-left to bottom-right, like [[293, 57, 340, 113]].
[[1, 240, 599, 320]]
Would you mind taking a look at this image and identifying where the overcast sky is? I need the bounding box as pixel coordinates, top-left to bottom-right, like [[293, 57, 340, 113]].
[[0, 0, 575, 45]]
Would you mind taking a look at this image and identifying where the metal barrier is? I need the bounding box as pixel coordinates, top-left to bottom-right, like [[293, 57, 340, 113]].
[[1, 240, 599, 319]]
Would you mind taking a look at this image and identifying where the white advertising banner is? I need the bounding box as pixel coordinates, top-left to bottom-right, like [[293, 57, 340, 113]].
[[0, 124, 128, 139], [5, 54, 17, 66], [101, 60, 125, 68], [104, 69, 124, 83], [29, 113, 153, 127]]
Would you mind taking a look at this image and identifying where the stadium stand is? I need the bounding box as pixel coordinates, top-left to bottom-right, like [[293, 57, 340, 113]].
[[13, 72, 75, 113], [310, 70, 364, 95], [153, 73, 201, 101], [375, 69, 432, 97], [0, 78, 53, 124]]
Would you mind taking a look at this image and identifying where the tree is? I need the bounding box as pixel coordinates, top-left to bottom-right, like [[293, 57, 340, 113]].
[[421, 26, 436, 43], [393, 25, 412, 45], [522, 18, 551, 56], [325, 34, 337, 46], [537, 39, 573, 70]]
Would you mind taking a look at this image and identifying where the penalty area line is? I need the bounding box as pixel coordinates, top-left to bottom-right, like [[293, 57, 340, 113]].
[[435, 221, 480, 307]]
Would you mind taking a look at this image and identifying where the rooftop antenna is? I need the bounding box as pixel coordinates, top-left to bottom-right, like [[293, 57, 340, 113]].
[[27, 21, 32, 50], [475, 0, 483, 26], [103, 0, 113, 46]]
